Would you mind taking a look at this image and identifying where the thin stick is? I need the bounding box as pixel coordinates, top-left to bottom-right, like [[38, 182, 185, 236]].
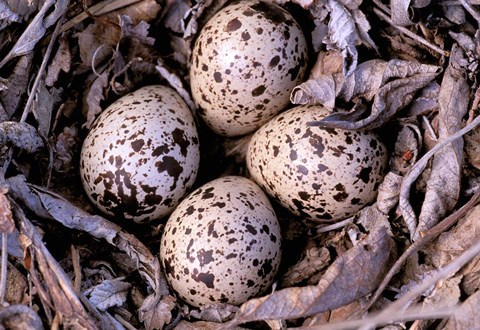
[[60, 0, 144, 33], [459, 0, 480, 23], [290, 306, 456, 330], [400, 114, 480, 235], [0, 233, 8, 305], [373, 8, 450, 57], [20, 15, 65, 124], [359, 240, 480, 330], [366, 187, 480, 310]]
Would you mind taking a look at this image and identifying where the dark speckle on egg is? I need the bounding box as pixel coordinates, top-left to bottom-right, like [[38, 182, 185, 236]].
[[247, 104, 388, 222], [80, 85, 200, 223], [159, 176, 282, 307], [190, 0, 308, 137]]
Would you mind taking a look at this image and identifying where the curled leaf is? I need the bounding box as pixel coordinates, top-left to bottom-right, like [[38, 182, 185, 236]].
[[308, 60, 441, 130]]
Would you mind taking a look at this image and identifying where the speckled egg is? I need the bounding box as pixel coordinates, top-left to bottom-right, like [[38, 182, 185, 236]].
[[160, 176, 282, 307], [80, 85, 200, 223], [247, 105, 388, 222], [190, 0, 308, 137]]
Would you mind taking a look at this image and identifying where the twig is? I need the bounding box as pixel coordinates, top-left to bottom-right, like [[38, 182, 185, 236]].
[[373, 8, 450, 57], [422, 115, 438, 142], [290, 305, 456, 330], [0, 233, 8, 305], [399, 114, 480, 235], [459, 0, 480, 24], [315, 216, 354, 234], [71, 245, 82, 295], [20, 14, 65, 124], [60, 0, 144, 33], [358, 239, 480, 330], [366, 187, 480, 310]]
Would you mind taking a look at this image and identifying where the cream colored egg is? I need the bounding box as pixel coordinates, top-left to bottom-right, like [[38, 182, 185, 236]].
[[247, 105, 388, 222], [190, 0, 308, 137], [160, 176, 282, 307], [80, 85, 200, 223]]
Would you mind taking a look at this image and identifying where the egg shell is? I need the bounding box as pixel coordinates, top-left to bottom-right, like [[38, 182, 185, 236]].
[[160, 176, 282, 307], [190, 0, 308, 137], [80, 85, 200, 223], [247, 105, 388, 222]]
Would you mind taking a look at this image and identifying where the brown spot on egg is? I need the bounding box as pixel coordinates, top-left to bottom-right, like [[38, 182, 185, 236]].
[[225, 18, 242, 32]]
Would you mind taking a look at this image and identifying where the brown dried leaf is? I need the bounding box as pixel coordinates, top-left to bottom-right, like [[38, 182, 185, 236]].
[[376, 171, 403, 215], [444, 290, 480, 330], [321, 0, 376, 74], [0, 0, 68, 69], [0, 54, 32, 119], [392, 123, 423, 175], [85, 278, 131, 311], [461, 256, 480, 296], [32, 81, 62, 137], [391, 0, 416, 26], [138, 293, 176, 330], [45, 36, 72, 87], [227, 209, 392, 324], [280, 246, 330, 287], [414, 45, 469, 240], [424, 203, 480, 269], [307, 60, 441, 130], [176, 320, 247, 330], [189, 304, 239, 323], [75, 22, 117, 68], [83, 71, 109, 129], [0, 187, 13, 233], [0, 305, 44, 330]]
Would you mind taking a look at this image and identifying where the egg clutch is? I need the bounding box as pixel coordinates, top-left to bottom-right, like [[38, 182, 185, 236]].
[[79, 1, 387, 308]]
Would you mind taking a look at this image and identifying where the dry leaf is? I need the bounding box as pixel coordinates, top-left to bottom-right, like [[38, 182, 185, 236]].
[[45, 35, 72, 87], [0, 305, 44, 330], [0, 0, 42, 30], [444, 290, 480, 330], [322, 0, 376, 75], [175, 320, 247, 330], [32, 81, 62, 137], [189, 304, 239, 323], [138, 293, 176, 330], [0, 0, 68, 69], [0, 54, 32, 119], [424, 203, 480, 269], [461, 256, 480, 296], [306, 59, 441, 130], [392, 123, 423, 175], [0, 122, 44, 154], [391, 0, 416, 26], [227, 208, 392, 325], [85, 278, 131, 311], [376, 172, 403, 215], [0, 187, 13, 233], [75, 22, 117, 68], [414, 45, 469, 240], [280, 245, 330, 287], [83, 71, 109, 129]]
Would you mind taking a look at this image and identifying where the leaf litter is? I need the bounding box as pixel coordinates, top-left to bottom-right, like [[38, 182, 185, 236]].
[[1, 0, 480, 329]]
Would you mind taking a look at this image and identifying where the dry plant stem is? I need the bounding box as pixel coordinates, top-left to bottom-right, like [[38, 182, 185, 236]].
[[60, 0, 144, 33], [292, 306, 456, 330], [359, 239, 480, 330], [372, 0, 391, 14], [367, 187, 480, 310], [20, 15, 64, 124], [71, 245, 82, 295], [0, 232, 7, 304], [373, 8, 450, 57], [459, 0, 480, 23], [400, 114, 480, 234], [315, 216, 354, 234]]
